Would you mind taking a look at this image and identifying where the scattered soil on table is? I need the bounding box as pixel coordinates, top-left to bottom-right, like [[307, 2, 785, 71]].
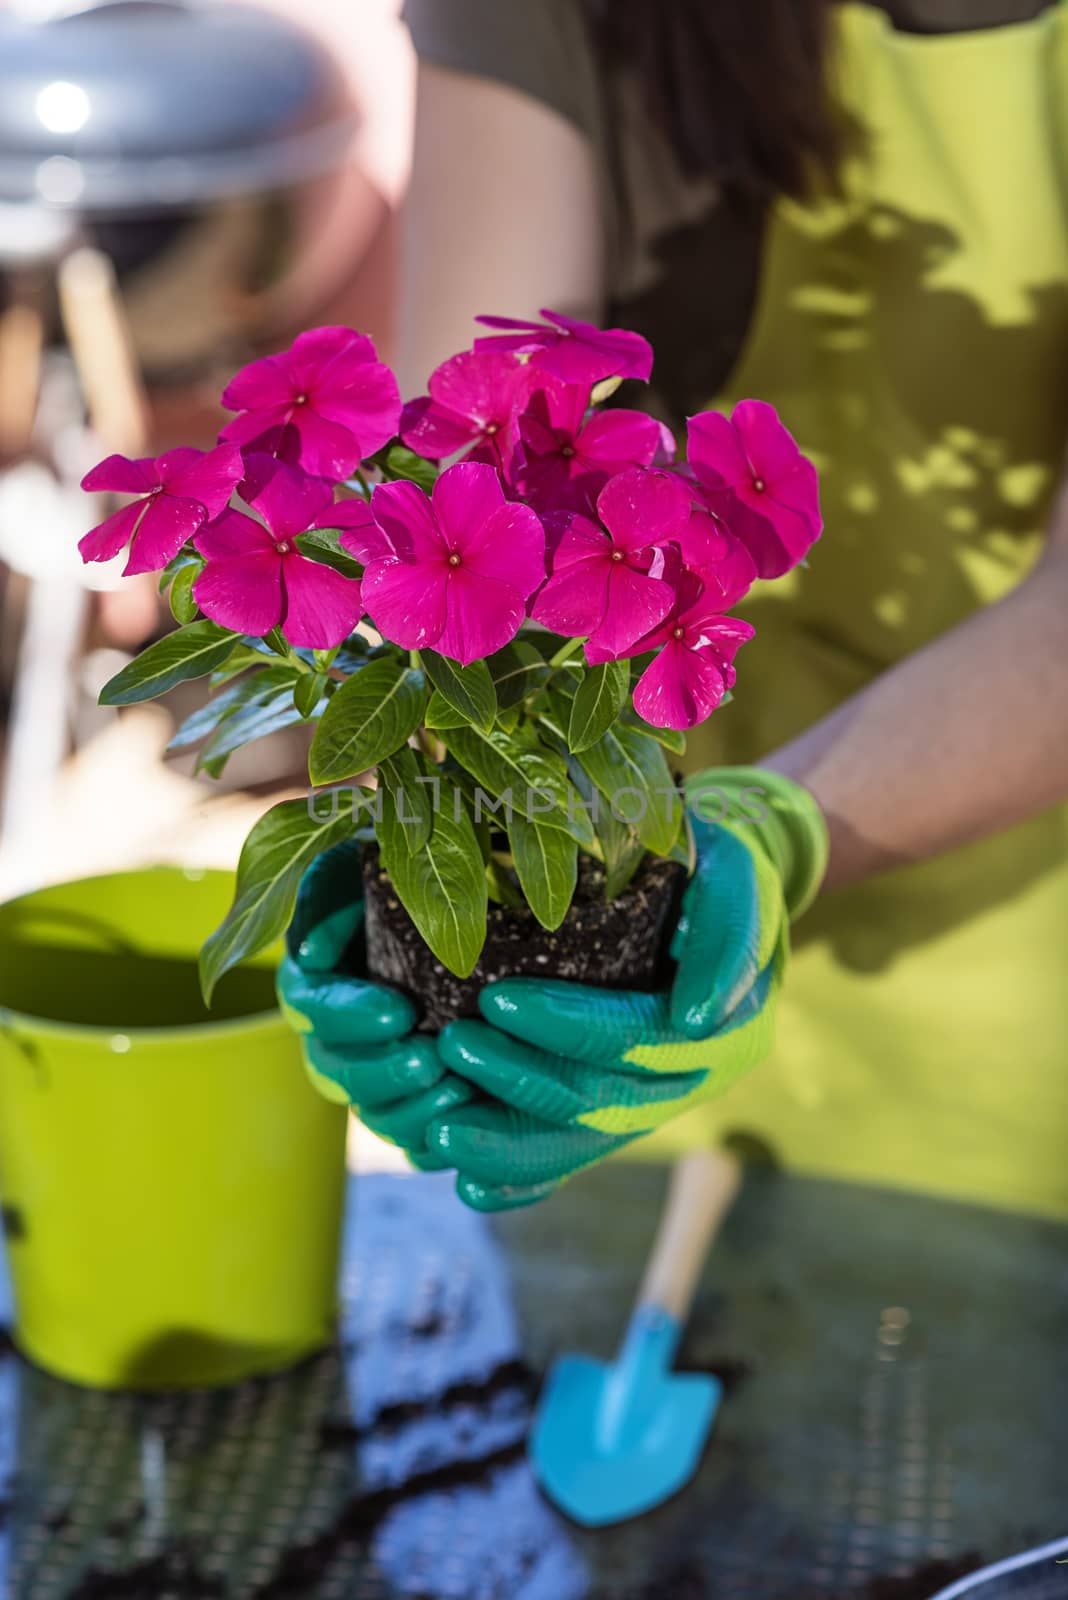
[[364, 847, 687, 1030], [65, 1546, 224, 1598], [858, 1551, 984, 1600], [317, 1355, 536, 1447]]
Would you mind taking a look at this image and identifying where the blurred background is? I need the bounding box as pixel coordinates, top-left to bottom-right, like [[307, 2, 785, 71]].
[[0, 0, 412, 990]]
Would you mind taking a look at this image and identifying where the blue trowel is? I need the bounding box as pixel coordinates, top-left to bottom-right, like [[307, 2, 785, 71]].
[[530, 1150, 742, 1527]]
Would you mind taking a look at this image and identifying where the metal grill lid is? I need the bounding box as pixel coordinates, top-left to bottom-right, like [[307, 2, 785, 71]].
[[0, 0, 356, 210]]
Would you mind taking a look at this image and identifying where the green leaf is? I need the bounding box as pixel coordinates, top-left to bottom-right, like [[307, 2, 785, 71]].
[[309, 658, 426, 784], [630, 717, 687, 756], [166, 665, 297, 752], [576, 724, 682, 855], [369, 441, 439, 494], [486, 857, 524, 908], [507, 814, 577, 931], [196, 688, 312, 773], [377, 778, 487, 977], [594, 806, 647, 899], [378, 747, 433, 854], [487, 640, 549, 709], [425, 690, 467, 730], [294, 671, 329, 719], [157, 546, 202, 595], [200, 797, 357, 1002], [567, 660, 629, 753], [99, 621, 238, 707], [168, 559, 203, 624], [442, 723, 594, 847], [264, 627, 292, 660], [419, 651, 496, 734], [294, 528, 363, 581]]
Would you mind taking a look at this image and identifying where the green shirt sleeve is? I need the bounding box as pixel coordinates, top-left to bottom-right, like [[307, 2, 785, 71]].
[[401, 0, 600, 143]]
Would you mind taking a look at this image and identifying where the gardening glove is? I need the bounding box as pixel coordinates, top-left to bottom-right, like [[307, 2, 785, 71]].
[[430, 768, 829, 1211], [277, 839, 474, 1167]]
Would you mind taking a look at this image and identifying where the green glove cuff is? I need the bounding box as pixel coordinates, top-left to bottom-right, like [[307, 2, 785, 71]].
[[685, 766, 829, 920]]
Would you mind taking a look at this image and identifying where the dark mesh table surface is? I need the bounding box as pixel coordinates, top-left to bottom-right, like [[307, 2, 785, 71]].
[[1, 1164, 1066, 1599]]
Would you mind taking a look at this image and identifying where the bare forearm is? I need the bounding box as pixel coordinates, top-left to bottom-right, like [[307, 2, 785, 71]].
[[767, 544, 1068, 893]]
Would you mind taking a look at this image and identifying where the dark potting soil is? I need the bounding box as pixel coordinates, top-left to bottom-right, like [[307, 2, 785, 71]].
[[363, 849, 687, 1031]]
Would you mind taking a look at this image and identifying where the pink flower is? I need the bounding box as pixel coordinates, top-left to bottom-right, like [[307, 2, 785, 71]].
[[687, 401, 821, 579], [219, 327, 401, 482], [79, 445, 243, 576], [474, 308, 653, 386], [631, 571, 756, 730], [192, 456, 364, 649], [399, 349, 528, 475], [361, 462, 545, 665], [675, 507, 759, 610], [514, 374, 674, 514], [533, 467, 690, 658]]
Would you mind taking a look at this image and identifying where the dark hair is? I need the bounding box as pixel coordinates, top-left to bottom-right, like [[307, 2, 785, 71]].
[[586, 0, 842, 202]]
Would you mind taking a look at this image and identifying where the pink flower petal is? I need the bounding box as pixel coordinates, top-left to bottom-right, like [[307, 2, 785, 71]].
[[461, 502, 545, 597], [718, 487, 816, 579], [370, 480, 444, 564], [531, 552, 610, 637], [539, 310, 654, 383], [676, 508, 731, 571], [218, 404, 292, 450], [433, 569, 525, 665], [588, 564, 676, 658], [731, 399, 804, 481], [428, 349, 524, 427], [546, 512, 608, 570], [283, 326, 376, 392], [431, 460, 504, 548], [315, 499, 393, 563], [690, 538, 759, 611], [280, 407, 368, 481], [399, 395, 479, 460], [576, 408, 665, 470], [280, 554, 364, 649], [475, 310, 654, 385], [686, 409, 750, 490], [78, 499, 144, 563], [633, 638, 730, 730], [125, 494, 205, 575], [240, 455, 334, 540], [80, 454, 158, 495], [193, 551, 283, 636], [194, 507, 275, 562], [361, 556, 449, 651], [596, 468, 691, 555], [220, 354, 293, 413], [311, 359, 401, 460], [525, 374, 588, 440], [160, 442, 244, 518], [689, 615, 755, 663]]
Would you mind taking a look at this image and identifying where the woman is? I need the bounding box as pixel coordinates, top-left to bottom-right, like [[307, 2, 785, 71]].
[[281, 0, 1068, 1217]]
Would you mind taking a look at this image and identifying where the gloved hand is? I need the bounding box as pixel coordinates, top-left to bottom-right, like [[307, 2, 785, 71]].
[[277, 839, 474, 1166], [428, 768, 829, 1211]]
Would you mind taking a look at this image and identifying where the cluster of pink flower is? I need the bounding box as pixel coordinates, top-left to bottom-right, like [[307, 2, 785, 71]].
[[79, 310, 820, 730]]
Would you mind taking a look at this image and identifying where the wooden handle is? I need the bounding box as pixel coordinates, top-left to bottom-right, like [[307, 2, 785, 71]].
[[57, 247, 149, 456], [636, 1149, 742, 1323]]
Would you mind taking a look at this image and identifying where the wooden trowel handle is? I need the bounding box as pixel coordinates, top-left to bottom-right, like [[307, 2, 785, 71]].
[[636, 1149, 742, 1324]]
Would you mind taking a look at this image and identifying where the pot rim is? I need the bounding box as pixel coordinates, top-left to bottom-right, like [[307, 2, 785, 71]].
[[0, 863, 283, 1044]]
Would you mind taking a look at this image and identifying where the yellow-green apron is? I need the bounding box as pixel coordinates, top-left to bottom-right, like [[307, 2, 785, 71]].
[[648, 2, 1068, 1220]]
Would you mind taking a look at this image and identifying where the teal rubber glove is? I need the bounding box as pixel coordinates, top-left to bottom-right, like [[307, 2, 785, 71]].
[[430, 769, 829, 1211], [277, 839, 474, 1166]]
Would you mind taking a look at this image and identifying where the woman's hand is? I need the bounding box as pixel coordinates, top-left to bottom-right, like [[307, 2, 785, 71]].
[[428, 771, 828, 1210], [278, 840, 474, 1167]]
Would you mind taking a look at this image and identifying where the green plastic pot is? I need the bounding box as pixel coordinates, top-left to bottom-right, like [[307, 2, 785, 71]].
[[0, 866, 348, 1390]]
